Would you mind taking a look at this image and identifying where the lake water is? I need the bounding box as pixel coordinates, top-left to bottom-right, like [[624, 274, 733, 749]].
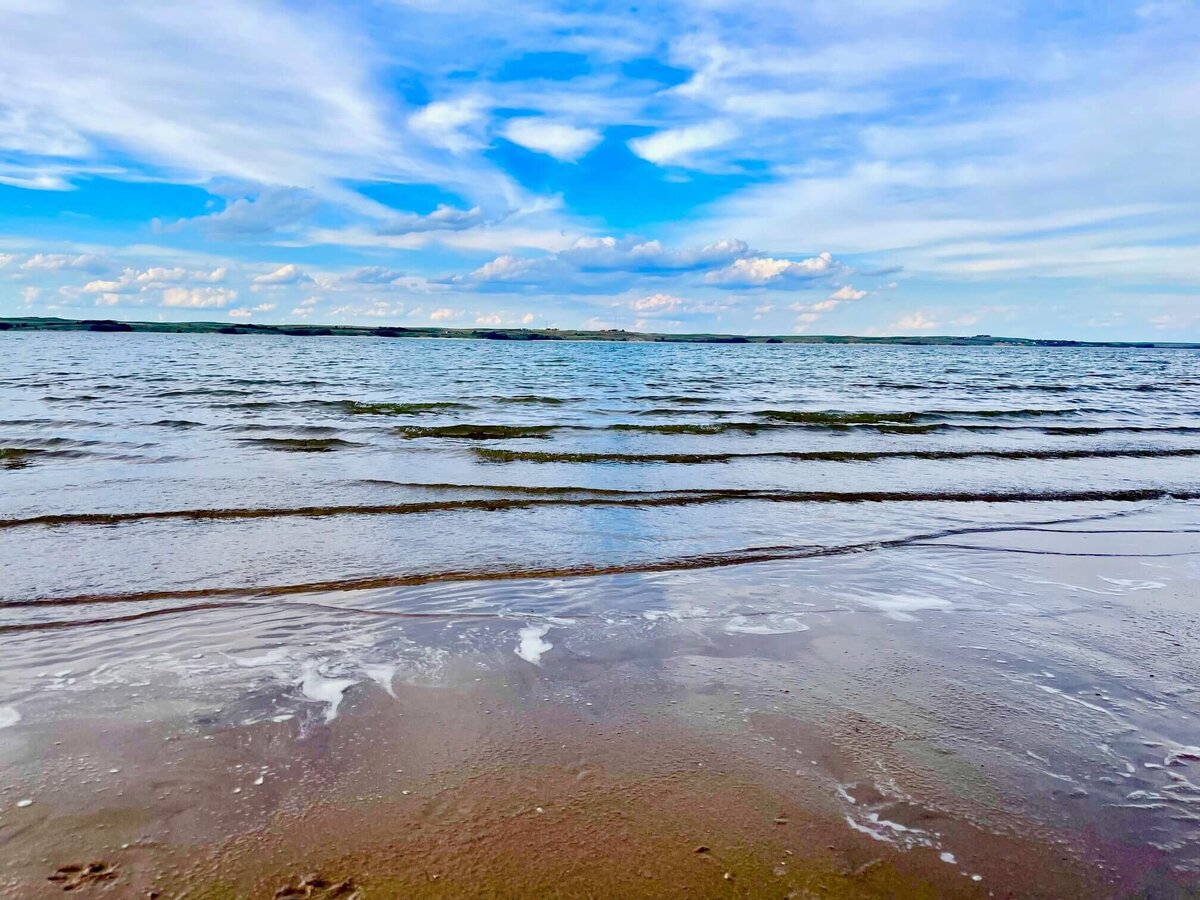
[[2, 331, 1200, 894]]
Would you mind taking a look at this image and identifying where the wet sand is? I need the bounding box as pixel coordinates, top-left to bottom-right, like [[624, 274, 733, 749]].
[[5, 563, 1200, 900], [3, 672, 1108, 899]]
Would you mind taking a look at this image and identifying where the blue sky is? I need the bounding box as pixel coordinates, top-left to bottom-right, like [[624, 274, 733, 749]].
[[0, 0, 1197, 338]]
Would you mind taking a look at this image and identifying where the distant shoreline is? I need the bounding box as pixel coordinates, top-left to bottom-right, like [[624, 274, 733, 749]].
[[2, 315, 1196, 348]]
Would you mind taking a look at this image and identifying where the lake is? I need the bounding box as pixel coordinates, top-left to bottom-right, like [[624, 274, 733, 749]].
[[2, 331, 1199, 896]]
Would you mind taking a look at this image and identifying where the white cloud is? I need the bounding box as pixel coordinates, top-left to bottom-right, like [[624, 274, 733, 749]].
[[628, 121, 737, 166], [0, 4, 420, 194], [466, 254, 540, 283], [630, 293, 683, 312], [378, 204, 485, 235], [828, 285, 867, 302], [892, 311, 939, 331], [429, 307, 464, 321], [337, 267, 407, 285], [20, 253, 105, 272], [81, 265, 226, 294], [252, 263, 309, 286], [474, 313, 502, 326], [451, 237, 755, 291], [706, 252, 841, 286], [410, 97, 487, 154], [503, 118, 601, 161], [162, 286, 238, 308], [177, 188, 320, 238], [228, 302, 276, 319], [327, 299, 406, 319]]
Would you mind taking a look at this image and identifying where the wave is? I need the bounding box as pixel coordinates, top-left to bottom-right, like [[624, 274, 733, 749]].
[[238, 437, 361, 452], [4, 487, 1197, 530], [158, 387, 256, 398], [610, 422, 757, 435], [755, 408, 1101, 424], [148, 419, 205, 429], [604, 421, 1200, 436], [5, 512, 1191, 618], [1, 439, 107, 467], [490, 395, 568, 405], [474, 447, 1200, 465], [396, 424, 557, 440], [342, 401, 475, 415]]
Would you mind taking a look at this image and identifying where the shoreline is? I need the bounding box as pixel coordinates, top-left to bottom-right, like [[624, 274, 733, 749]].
[[1, 667, 1117, 899], [3, 316, 1197, 348]]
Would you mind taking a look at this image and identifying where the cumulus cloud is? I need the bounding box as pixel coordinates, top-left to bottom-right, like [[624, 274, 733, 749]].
[[377, 204, 485, 235], [162, 286, 238, 308], [336, 266, 408, 285], [329, 300, 406, 319], [20, 253, 106, 272], [429, 307, 464, 321], [706, 252, 842, 286], [228, 302, 276, 319], [474, 312, 502, 326], [630, 293, 684, 313], [252, 263, 309, 286], [82, 266, 226, 294], [448, 237, 754, 291], [828, 285, 867, 302], [561, 237, 750, 272], [178, 188, 320, 239], [893, 311, 939, 331], [410, 97, 486, 154], [628, 121, 737, 166], [503, 118, 601, 161], [440, 236, 847, 301], [789, 283, 875, 329]]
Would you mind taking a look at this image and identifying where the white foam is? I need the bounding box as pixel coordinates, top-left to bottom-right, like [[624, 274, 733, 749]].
[[724, 615, 809, 635], [1098, 577, 1165, 592], [844, 812, 933, 848], [859, 594, 952, 621], [940, 852, 957, 864], [231, 648, 291, 668], [299, 662, 356, 723], [0, 706, 21, 729], [516, 625, 553, 666], [362, 664, 397, 697]]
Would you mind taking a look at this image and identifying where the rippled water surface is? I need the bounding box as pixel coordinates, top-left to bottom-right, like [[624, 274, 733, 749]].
[[2, 331, 1200, 888]]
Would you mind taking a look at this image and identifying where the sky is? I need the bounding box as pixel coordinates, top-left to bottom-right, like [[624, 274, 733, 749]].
[[0, 0, 1197, 339]]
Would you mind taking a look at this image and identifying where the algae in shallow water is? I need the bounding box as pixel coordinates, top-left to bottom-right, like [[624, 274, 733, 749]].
[[396, 424, 557, 440], [241, 437, 359, 452], [342, 401, 473, 416]]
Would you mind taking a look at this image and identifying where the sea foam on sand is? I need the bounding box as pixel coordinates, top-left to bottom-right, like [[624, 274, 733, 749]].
[[516, 625, 553, 665]]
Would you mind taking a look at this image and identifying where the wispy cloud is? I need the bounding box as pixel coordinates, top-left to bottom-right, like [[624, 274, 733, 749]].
[[1, 0, 1198, 338]]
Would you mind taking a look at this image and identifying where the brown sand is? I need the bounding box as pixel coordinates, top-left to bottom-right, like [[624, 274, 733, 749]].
[[0, 674, 1124, 899]]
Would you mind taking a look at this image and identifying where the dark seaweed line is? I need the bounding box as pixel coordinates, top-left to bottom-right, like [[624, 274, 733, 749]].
[[474, 447, 1200, 465], [3, 488, 1198, 531], [0, 510, 1184, 615], [395, 422, 1200, 439], [906, 542, 1200, 558]]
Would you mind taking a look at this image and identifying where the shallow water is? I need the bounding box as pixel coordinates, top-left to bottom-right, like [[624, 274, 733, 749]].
[[2, 332, 1200, 894]]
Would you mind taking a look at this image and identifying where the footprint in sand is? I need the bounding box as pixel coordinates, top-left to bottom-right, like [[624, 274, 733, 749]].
[[47, 862, 118, 891], [274, 873, 362, 899]]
